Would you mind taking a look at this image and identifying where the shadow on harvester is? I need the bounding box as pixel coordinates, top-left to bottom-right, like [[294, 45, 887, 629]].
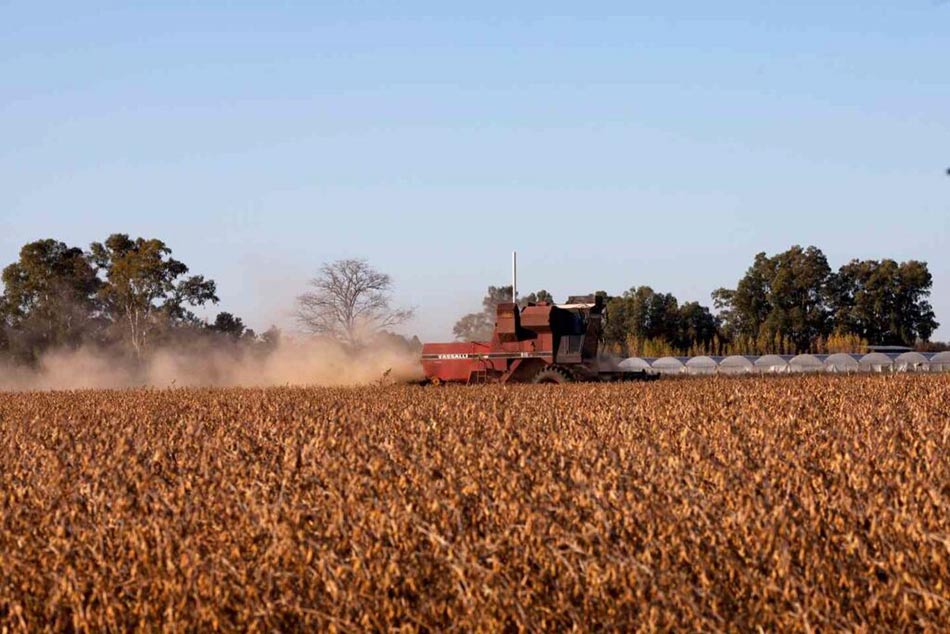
[[421, 295, 658, 385]]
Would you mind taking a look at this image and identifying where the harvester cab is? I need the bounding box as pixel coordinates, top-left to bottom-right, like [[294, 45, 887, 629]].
[[421, 294, 655, 384]]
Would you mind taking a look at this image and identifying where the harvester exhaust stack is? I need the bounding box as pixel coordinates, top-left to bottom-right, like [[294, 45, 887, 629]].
[[512, 251, 517, 304]]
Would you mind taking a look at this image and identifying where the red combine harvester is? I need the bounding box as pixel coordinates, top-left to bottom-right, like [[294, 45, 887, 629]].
[[421, 295, 657, 384]]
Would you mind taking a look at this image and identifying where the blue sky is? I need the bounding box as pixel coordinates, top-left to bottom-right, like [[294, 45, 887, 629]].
[[2, 1, 948, 341]]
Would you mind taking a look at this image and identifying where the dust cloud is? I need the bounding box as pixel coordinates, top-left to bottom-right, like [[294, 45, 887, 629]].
[[0, 336, 424, 391]]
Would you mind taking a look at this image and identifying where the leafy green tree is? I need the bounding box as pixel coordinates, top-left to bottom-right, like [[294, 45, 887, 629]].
[[453, 286, 556, 341], [90, 234, 218, 356], [765, 246, 832, 349], [606, 288, 643, 351], [523, 289, 554, 304], [675, 302, 719, 352], [453, 311, 493, 342], [604, 287, 681, 350], [636, 288, 681, 341], [210, 312, 248, 339], [712, 254, 771, 341], [830, 259, 938, 345], [259, 325, 281, 352], [714, 245, 832, 352], [487, 285, 515, 308], [1, 239, 101, 360], [604, 288, 721, 356], [453, 286, 514, 342]]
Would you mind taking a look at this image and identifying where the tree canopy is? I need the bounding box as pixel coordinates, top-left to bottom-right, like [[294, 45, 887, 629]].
[[603, 287, 719, 356], [1, 239, 102, 360], [830, 258, 937, 345], [0, 234, 245, 363], [211, 312, 253, 340], [90, 234, 218, 356], [453, 245, 941, 355], [713, 245, 832, 352], [0, 237, 943, 363], [453, 285, 555, 342], [714, 246, 938, 352]]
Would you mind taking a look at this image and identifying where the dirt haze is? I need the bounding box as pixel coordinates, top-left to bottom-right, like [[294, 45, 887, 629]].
[[0, 336, 423, 391]]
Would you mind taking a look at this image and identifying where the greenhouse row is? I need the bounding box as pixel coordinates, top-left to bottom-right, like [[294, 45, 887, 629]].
[[618, 351, 950, 375]]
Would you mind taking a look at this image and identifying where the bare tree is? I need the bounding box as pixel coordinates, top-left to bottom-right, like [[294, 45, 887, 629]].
[[295, 259, 413, 345]]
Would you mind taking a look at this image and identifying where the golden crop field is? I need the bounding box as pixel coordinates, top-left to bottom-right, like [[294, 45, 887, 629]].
[[1, 375, 949, 632]]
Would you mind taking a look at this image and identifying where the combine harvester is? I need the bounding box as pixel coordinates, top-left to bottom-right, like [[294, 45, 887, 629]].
[[421, 295, 657, 384], [421, 253, 656, 384]]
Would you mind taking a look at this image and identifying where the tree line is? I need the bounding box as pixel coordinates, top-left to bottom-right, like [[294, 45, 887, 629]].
[[1, 237, 943, 364], [0, 235, 277, 364], [454, 245, 943, 356], [0, 238, 422, 367], [711, 246, 938, 355]]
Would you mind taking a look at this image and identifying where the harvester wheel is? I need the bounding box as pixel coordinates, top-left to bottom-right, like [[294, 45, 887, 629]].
[[532, 367, 572, 384]]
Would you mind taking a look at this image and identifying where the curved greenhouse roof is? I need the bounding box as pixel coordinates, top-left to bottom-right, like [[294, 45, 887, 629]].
[[930, 351, 950, 370], [605, 352, 950, 376], [894, 352, 930, 371], [753, 355, 789, 372], [859, 353, 895, 371], [619, 357, 651, 372], [719, 355, 755, 374], [685, 356, 718, 374], [652, 356, 685, 373], [824, 353, 860, 373], [789, 354, 824, 372]]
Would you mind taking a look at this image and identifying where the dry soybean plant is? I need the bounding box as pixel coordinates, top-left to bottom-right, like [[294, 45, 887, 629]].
[[1, 375, 949, 631]]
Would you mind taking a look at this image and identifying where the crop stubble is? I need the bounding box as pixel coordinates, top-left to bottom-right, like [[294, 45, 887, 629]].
[[1, 375, 949, 631]]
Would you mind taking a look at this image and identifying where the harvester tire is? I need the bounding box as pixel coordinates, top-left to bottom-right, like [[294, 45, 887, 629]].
[[532, 367, 572, 384]]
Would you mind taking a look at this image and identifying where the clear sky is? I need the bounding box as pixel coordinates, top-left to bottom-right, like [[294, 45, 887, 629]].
[[2, 1, 948, 341]]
